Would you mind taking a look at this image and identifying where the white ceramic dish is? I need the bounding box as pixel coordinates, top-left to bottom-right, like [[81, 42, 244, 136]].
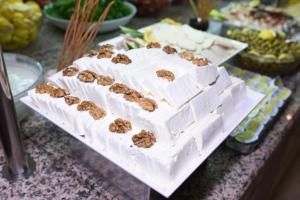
[[44, 2, 137, 34], [20, 26, 259, 197], [21, 88, 263, 197], [99, 24, 248, 66], [4, 53, 44, 121]]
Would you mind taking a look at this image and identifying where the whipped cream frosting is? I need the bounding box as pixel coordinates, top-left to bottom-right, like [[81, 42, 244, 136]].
[[29, 46, 248, 182]]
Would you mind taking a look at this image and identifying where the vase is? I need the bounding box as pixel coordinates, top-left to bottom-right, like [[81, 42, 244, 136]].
[[189, 17, 209, 31]]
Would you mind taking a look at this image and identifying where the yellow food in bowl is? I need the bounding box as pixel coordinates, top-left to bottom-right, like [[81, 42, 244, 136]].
[[0, 0, 41, 50]]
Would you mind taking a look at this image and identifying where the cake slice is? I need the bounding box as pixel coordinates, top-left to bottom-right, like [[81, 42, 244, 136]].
[[29, 43, 250, 184]]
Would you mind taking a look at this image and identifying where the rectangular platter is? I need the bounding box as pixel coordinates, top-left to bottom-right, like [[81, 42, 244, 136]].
[[99, 23, 248, 66], [21, 88, 263, 197], [22, 24, 260, 197], [225, 66, 292, 154]]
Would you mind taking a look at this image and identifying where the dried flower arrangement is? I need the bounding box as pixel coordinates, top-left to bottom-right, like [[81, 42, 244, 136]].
[[57, 0, 114, 71]]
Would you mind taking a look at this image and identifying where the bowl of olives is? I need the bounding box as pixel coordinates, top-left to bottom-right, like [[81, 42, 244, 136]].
[[227, 28, 300, 76]]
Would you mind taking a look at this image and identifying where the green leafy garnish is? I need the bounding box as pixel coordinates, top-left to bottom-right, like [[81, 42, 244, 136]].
[[44, 0, 132, 21], [120, 26, 144, 38]]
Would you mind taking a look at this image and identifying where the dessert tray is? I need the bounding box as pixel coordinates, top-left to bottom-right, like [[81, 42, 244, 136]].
[[21, 43, 263, 197]]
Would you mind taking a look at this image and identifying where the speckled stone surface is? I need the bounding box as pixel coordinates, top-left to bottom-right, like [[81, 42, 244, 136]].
[[0, 115, 149, 200], [1, 1, 300, 200]]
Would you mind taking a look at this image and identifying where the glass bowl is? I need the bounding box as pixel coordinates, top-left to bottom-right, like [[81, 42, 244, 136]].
[[0, 1, 41, 51], [4, 53, 44, 121], [238, 52, 300, 76]]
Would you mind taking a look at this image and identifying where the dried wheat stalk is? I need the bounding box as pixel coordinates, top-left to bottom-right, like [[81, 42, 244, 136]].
[[58, 0, 114, 71], [189, 0, 199, 17]]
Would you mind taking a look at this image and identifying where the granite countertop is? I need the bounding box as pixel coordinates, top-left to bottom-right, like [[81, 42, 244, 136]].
[[1, 2, 300, 200]]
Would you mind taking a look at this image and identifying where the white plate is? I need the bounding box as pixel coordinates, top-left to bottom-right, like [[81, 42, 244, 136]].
[[99, 24, 248, 65], [44, 2, 137, 34], [22, 25, 258, 196], [21, 88, 263, 197]]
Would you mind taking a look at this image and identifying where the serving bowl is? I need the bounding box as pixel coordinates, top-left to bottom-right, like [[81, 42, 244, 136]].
[[128, 0, 172, 16], [227, 28, 300, 76], [43, 2, 137, 33], [4, 53, 44, 121], [237, 52, 300, 76]]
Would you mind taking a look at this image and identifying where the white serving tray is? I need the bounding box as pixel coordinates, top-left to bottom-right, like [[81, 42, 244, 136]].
[[21, 88, 263, 198], [99, 24, 248, 66]]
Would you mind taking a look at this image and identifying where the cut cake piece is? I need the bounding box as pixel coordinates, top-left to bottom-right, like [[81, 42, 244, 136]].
[[29, 43, 249, 183]]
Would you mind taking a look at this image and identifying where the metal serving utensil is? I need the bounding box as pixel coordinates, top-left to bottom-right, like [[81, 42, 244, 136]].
[[0, 46, 35, 180]]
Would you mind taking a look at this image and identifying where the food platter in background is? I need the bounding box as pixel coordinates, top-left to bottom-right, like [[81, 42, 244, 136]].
[[226, 28, 300, 76], [101, 20, 248, 66], [225, 65, 291, 154], [210, 1, 300, 34]]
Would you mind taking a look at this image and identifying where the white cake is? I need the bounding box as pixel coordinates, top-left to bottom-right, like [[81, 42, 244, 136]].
[[29, 43, 248, 183]]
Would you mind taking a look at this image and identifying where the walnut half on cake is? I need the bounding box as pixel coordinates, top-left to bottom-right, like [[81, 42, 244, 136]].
[[156, 69, 175, 82], [97, 49, 113, 59], [146, 42, 161, 49], [77, 101, 106, 120], [109, 118, 132, 134], [137, 97, 158, 112], [132, 130, 156, 148], [62, 67, 79, 77], [50, 88, 69, 98], [109, 83, 130, 94], [179, 51, 194, 61], [35, 83, 54, 94], [97, 75, 114, 86], [77, 70, 97, 83], [111, 54, 132, 65], [64, 96, 80, 105], [77, 101, 96, 111], [35, 84, 69, 98], [192, 58, 210, 67], [124, 89, 144, 102], [163, 45, 177, 54], [89, 106, 106, 120]]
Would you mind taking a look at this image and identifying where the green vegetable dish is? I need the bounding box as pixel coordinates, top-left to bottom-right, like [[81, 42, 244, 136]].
[[227, 28, 300, 76], [44, 0, 132, 21]]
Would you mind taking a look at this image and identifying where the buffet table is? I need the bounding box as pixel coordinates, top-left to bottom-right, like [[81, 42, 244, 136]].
[[0, 2, 300, 199]]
